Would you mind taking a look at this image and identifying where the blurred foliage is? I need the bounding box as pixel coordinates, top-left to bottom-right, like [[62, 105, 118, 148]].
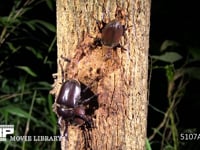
[[148, 1, 200, 149], [0, 0, 58, 149], [148, 40, 200, 150]]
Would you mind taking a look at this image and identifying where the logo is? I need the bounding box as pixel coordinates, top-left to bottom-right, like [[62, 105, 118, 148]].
[[0, 125, 14, 141], [0, 124, 62, 142]]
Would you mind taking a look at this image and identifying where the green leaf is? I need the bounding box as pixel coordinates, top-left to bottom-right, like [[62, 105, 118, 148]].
[[25, 20, 56, 33], [1, 105, 53, 131], [24, 21, 37, 31], [36, 20, 56, 32], [151, 52, 182, 63], [6, 42, 21, 52], [0, 16, 20, 26], [25, 46, 43, 59], [189, 47, 200, 60], [146, 139, 152, 150], [37, 81, 51, 87], [45, 0, 54, 11], [165, 65, 175, 81], [16, 66, 37, 77], [1, 106, 36, 121], [160, 40, 180, 52]]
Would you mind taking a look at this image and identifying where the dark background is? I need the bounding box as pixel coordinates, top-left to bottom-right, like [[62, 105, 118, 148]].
[[150, 0, 200, 130], [149, 0, 200, 149]]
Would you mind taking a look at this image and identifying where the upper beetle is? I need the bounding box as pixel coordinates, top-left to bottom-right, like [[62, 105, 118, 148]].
[[95, 6, 128, 50], [101, 20, 125, 48]]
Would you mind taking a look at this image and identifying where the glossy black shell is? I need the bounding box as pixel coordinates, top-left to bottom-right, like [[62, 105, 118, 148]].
[[56, 79, 81, 108]]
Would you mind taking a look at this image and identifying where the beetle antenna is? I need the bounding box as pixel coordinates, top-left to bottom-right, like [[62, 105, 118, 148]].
[[80, 94, 99, 105], [61, 55, 71, 63], [59, 55, 71, 83], [59, 58, 65, 83]]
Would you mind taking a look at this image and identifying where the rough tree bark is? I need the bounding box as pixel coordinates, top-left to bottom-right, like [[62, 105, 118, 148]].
[[51, 0, 151, 149]]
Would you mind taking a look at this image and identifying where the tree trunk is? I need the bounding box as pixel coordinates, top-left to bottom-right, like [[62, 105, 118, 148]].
[[52, 0, 151, 149]]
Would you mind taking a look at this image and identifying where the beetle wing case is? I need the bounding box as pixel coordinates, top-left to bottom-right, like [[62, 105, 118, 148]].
[[56, 80, 81, 108]]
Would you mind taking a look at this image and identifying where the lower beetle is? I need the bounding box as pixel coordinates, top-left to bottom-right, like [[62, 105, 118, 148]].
[[53, 57, 98, 139], [55, 79, 97, 139]]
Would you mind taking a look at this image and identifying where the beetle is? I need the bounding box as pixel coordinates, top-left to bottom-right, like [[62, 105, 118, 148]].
[[95, 7, 127, 48], [100, 20, 125, 49], [93, 7, 129, 59], [54, 58, 98, 139], [56, 79, 98, 139]]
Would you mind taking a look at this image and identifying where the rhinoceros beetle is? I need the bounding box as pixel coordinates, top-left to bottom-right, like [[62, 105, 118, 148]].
[[56, 79, 97, 139], [97, 20, 125, 49], [94, 6, 128, 52], [55, 58, 98, 139]]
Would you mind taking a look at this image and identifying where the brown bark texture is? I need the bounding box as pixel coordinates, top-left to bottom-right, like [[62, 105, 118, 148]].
[[51, 0, 151, 149]]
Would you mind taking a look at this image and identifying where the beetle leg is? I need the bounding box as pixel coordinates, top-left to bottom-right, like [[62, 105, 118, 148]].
[[75, 114, 93, 128], [58, 117, 69, 140], [63, 122, 69, 140], [80, 94, 99, 105], [61, 55, 71, 63], [104, 48, 113, 60], [58, 117, 62, 127], [112, 43, 127, 51]]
